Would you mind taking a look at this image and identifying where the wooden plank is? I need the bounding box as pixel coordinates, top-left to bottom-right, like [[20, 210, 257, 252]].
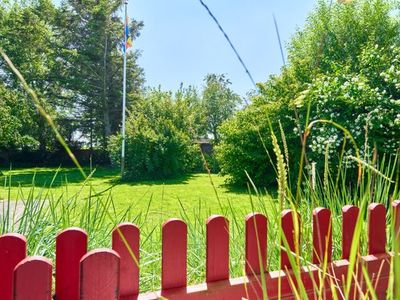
[[393, 200, 400, 248], [80, 249, 120, 300], [14, 256, 52, 300], [342, 205, 359, 259], [206, 215, 229, 282], [245, 213, 268, 275], [313, 207, 332, 264], [368, 203, 386, 254], [0, 234, 26, 300], [56, 227, 87, 300], [281, 209, 300, 269], [161, 218, 187, 290], [112, 222, 140, 296]]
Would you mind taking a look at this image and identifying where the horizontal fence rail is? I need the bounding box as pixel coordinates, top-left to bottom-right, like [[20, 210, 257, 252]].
[[0, 201, 399, 300]]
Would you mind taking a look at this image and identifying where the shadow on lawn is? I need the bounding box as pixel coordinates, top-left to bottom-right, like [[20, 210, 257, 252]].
[[0, 167, 198, 188], [113, 173, 196, 186], [0, 167, 119, 188]]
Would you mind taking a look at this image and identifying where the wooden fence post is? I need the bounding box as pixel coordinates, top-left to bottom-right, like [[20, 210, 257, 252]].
[[206, 215, 229, 282], [368, 203, 386, 254], [14, 257, 52, 300], [56, 228, 87, 300], [313, 207, 332, 264], [161, 219, 187, 290], [342, 205, 360, 259], [281, 209, 300, 269], [80, 249, 120, 300], [0, 234, 26, 300], [112, 223, 140, 296], [245, 213, 268, 276]]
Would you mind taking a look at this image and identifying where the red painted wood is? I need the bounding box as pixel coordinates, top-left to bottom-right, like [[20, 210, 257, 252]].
[[206, 215, 229, 282], [393, 200, 400, 248], [313, 207, 332, 264], [161, 219, 187, 290], [56, 227, 87, 300], [281, 209, 300, 269], [342, 205, 359, 259], [245, 213, 268, 275], [14, 256, 52, 300], [80, 249, 120, 300], [112, 222, 140, 296], [0, 234, 26, 300], [368, 203, 386, 254]]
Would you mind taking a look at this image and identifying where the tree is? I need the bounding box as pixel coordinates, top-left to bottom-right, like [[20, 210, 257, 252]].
[[55, 0, 144, 149], [0, 0, 59, 151], [217, 0, 400, 186], [201, 74, 241, 143]]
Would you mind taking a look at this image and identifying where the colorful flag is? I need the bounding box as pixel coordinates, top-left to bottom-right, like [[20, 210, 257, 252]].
[[125, 16, 132, 51]]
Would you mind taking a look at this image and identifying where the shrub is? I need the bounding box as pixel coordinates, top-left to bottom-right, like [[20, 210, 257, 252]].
[[216, 0, 400, 186], [108, 89, 203, 180]]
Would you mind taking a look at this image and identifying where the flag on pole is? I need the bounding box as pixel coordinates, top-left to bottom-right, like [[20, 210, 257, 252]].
[[125, 16, 132, 52]]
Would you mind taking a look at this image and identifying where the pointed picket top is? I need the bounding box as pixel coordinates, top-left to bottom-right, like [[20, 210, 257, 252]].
[[162, 218, 187, 290], [368, 203, 386, 254], [56, 227, 87, 300], [14, 256, 52, 300], [342, 205, 360, 259], [206, 215, 229, 282], [0, 233, 27, 300], [245, 212, 268, 275], [281, 209, 301, 269], [313, 207, 332, 264], [112, 222, 140, 296], [80, 249, 120, 300]]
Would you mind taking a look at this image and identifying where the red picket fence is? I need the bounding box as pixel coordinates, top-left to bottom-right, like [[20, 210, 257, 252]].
[[0, 201, 399, 300]]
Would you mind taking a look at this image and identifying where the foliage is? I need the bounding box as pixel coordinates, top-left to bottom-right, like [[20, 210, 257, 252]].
[[201, 74, 241, 143], [55, 0, 144, 148], [0, 0, 144, 151], [216, 102, 299, 186], [217, 0, 400, 186], [0, 0, 59, 150], [109, 88, 204, 180], [0, 84, 39, 150]]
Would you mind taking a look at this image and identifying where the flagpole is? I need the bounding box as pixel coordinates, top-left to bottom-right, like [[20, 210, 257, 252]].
[[121, 0, 128, 176]]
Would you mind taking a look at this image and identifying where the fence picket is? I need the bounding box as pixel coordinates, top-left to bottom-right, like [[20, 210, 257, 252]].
[[0, 234, 26, 300], [245, 213, 267, 275], [112, 223, 140, 296], [14, 256, 52, 300], [162, 219, 187, 290], [206, 215, 229, 282], [368, 203, 386, 254], [393, 200, 400, 248], [56, 228, 87, 300], [313, 207, 332, 264], [342, 205, 359, 259], [281, 210, 300, 269], [80, 249, 120, 300]]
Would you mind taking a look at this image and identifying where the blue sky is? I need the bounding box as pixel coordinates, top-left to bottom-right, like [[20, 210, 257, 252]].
[[129, 0, 316, 97]]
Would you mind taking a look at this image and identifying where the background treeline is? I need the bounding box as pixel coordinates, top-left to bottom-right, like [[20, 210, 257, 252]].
[[1, 0, 399, 185], [0, 0, 144, 152], [0, 0, 240, 178]]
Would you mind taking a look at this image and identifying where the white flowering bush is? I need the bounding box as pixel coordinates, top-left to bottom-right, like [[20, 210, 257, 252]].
[[302, 70, 399, 164]]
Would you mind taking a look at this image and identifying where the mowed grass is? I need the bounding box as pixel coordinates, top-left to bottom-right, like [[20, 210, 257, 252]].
[[0, 167, 272, 223]]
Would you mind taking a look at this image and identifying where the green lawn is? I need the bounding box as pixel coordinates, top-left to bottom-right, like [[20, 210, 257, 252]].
[[0, 167, 272, 221]]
